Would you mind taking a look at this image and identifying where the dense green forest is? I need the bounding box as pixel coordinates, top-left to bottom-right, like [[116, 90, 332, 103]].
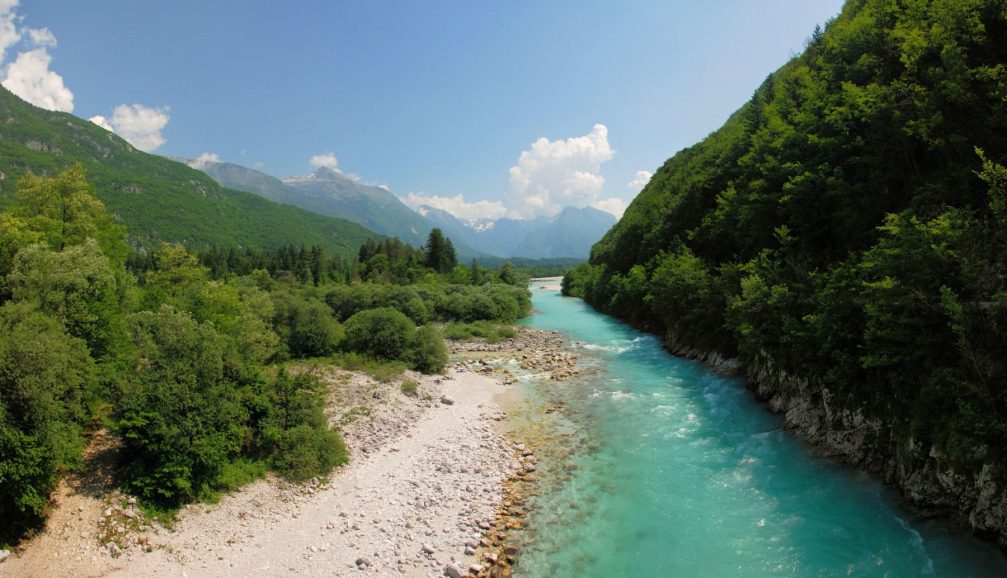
[[0, 167, 530, 545], [566, 0, 1007, 472]]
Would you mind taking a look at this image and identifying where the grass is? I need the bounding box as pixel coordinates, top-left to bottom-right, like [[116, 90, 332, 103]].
[[443, 321, 517, 343], [329, 352, 406, 382], [400, 378, 419, 397]]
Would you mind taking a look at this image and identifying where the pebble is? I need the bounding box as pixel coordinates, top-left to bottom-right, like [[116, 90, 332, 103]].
[[444, 563, 464, 578]]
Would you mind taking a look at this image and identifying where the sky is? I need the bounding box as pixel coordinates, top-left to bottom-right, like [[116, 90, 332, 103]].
[[1, 0, 845, 220]]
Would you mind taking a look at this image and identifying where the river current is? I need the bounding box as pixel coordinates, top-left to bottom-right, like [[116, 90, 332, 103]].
[[510, 284, 1007, 577]]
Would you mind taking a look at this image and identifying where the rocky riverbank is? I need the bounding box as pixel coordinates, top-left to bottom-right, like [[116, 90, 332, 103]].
[[0, 327, 577, 578]]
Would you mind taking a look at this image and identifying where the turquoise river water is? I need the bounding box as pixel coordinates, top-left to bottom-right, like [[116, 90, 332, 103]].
[[511, 285, 1007, 577]]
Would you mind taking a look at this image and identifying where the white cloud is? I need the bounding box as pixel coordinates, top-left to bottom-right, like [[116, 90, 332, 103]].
[[627, 170, 652, 193], [402, 192, 508, 222], [88, 114, 112, 131], [2, 47, 74, 112], [188, 152, 220, 170], [90, 103, 169, 151], [0, 2, 75, 112], [506, 124, 614, 218], [0, 1, 20, 64], [309, 153, 339, 170], [592, 197, 627, 219], [26, 27, 55, 47]]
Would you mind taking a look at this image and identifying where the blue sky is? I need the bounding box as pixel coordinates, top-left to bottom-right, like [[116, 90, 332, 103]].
[[2, 0, 844, 219]]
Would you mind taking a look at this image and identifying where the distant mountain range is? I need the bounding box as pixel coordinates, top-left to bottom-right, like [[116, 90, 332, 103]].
[[417, 204, 615, 259], [196, 161, 486, 258], [0, 87, 377, 258], [194, 160, 615, 260]]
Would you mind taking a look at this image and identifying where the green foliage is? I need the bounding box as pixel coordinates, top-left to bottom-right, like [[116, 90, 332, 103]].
[[412, 325, 448, 374], [260, 370, 347, 481], [0, 149, 529, 543], [114, 306, 248, 504], [328, 353, 407, 382], [424, 228, 457, 274], [400, 379, 419, 397], [443, 321, 517, 343], [342, 308, 417, 362], [568, 0, 1007, 469], [0, 302, 94, 540]]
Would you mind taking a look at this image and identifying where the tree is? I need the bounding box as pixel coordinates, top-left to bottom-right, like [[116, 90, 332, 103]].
[[0, 302, 95, 539], [10, 164, 126, 260], [114, 306, 248, 504], [342, 307, 416, 361], [424, 228, 457, 274]]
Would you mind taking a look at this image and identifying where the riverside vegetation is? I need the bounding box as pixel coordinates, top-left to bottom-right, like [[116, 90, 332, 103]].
[[0, 165, 531, 546], [564, 0, 1007, 543]]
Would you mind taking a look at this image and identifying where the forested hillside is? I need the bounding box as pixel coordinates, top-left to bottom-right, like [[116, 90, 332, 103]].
[[565, 0, 1007, 542], [0, 88, 377, 257]]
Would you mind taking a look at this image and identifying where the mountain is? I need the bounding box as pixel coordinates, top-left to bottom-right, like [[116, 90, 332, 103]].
[[510, 207, 615, 259], [565, 0, 1007, 544], [197, 161, 485, 258], [280, 167, 435, 246], [417, 205, 613, 260], [0, 87, 377, 257]]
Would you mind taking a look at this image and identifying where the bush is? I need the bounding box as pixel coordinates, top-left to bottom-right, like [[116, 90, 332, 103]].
[[261, 370, 348, 481], [443, 321, 515, 343], [114, 306, 248, 505], [412, 325, 447, 374], [342, 307, 416, 361], [400, 379, 419, 396], [0, 303, 94, 541]]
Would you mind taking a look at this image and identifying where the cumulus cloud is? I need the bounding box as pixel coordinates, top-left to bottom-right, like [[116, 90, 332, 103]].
[[309, 153, 339, 170], [89, 104, 170, 151], [2, 48, 73, 111], [0, 1, 21, 63], [0, 2, 74, 112], [506, 124, 615, 219], [592, 197, 628, 219], [627, 170, 653, 193], [402, 192, 508, 222], [88, 114, 112, 131], [187, 152, 221, 170]]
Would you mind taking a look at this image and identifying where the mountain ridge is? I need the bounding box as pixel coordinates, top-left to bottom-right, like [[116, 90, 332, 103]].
[[0, 86, 378, 257]]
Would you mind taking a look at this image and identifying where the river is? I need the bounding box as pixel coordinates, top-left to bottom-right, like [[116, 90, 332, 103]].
[[509, 284, 1007, 577]]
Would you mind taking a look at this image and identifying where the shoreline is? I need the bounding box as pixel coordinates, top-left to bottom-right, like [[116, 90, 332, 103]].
[[0, 328, 572, 578]]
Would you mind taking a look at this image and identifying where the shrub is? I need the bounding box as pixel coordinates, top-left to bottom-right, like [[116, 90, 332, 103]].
[[261, 370, 348, 481], [412, 325, 447, 374], [114, 306, 248, 505], [0, 303, 94, 541], [342, 307, 416, 361], [400, 379, 419, 396]]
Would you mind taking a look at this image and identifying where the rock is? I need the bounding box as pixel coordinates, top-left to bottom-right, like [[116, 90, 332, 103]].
[[0, 550, 9, 563], [440, 396, 455, 406], [106, 542, 122, 558], [445, 563, 465, 578], [422, 543, 436, 554], [355, 557, 372, 567], [469, 563, 485, 573], [127, 497, 137, 505]]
